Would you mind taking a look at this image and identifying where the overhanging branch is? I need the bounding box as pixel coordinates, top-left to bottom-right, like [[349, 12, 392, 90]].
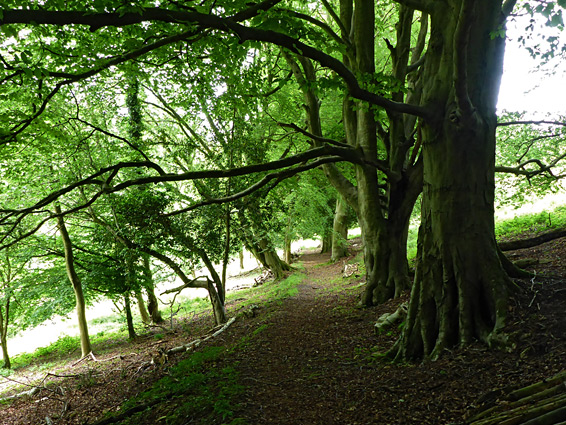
[[1, 8, 431, 119]]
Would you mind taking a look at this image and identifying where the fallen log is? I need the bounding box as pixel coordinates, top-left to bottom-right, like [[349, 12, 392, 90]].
[[467, 370, 566, 425], [499, 229, 566, 251]]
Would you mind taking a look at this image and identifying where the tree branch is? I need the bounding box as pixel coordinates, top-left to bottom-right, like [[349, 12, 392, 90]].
[[162, 156, 346, 216], [1, 8, 432, 119], [278, 122, 351, 148], [1, 29, 201, 143], [497, 120, 566, 127]]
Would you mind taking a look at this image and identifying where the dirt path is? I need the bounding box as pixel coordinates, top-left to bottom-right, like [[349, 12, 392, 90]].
[[233, 251, 378, 424]]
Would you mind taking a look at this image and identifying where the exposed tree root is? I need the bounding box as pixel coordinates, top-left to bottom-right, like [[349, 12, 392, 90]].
[[374, 302, 408, 333], [467, 370, 566, 425]]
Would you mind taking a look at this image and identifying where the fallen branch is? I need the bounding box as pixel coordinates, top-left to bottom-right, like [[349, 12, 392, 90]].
[[0, 386, 40, 403], [499, 229, 566, 251], [166, 316, 236, 356], [72, 351, 98, 367], [467, 370, 566, 425]]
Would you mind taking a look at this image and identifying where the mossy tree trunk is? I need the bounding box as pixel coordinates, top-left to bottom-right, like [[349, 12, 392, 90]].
[[238, 209, 290, 280], [392, 0, 517, 360], [135, 290, 151, 324], [285, 1, 425, 305]]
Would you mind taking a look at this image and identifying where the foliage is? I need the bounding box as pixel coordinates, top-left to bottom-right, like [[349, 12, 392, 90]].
[[496, 112, 566, 209], [496, 205, 566, 239]]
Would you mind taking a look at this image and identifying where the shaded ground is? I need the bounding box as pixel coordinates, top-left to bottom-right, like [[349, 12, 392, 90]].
[[1, 237, 566, 424]]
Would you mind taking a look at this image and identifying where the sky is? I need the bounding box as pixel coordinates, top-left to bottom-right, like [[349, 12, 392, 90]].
[[498, 14, 566, 117]]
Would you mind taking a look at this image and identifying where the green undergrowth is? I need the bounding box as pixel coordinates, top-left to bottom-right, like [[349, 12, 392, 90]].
[[496, 205, 566, 239], [5, 328, 131, 373], [229, 272, 305, 308], [103, 346, 246, 425]]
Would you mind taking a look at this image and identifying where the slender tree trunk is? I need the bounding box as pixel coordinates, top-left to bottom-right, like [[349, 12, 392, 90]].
[[124, 294, 137, 339], [284, 234, 292, 264], [207, 279, 227, 326], [0, 301, 10, 369], [239, 250, 245, 269], [135, 290, 151, 324], [55, 205, 92, 357], [258, 237, 290, 280], [142, 255, 164, 324], [238, 210, 289, 279], [320, 230, 332, 254], [284, 214, 293, 264], [331, 196, 349, 262]]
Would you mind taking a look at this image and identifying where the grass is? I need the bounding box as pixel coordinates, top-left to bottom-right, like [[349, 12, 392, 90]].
[[227, 272, 305, 308], [495, 205, 566, 239]]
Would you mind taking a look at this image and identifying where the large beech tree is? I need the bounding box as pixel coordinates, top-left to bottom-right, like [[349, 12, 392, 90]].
[[1, 0, 563, 359]]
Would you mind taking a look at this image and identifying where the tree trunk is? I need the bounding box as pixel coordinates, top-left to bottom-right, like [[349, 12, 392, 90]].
[[258, 237, 290, 280], [283, 235, 292, 264], [207, 279, 227, 326], [0, 301, 10, 369], [320, 230, 332, 254], [331, 196, 349, 262], [238, 210, 290, 279], [142, 254, 164, 324], [392, 1, 516, 360], [284, 215, 293, 264], [135, 290, 151, 324], [239, 250, 245, 269], [124, 294, 137, 340], [55, 205, 92, 357], [360, 216, 412, 305]]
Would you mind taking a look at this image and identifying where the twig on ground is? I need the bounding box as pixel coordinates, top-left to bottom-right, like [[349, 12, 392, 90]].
[[72, 351, 98, 367]]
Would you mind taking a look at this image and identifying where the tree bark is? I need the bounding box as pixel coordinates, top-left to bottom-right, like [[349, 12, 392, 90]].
[[331, 196, 349, 262], [142, 254, 164, 324], [55, 205, 92, 357], [392, 1, 516, 360], [238, 209, 290, 280], [124, 294, 137, 339], [0, 301, 10, 369], [135, 290, 151, 324], [258, 237, 290, 280], [284, 214, 293, 264], [320, 230, 332, 254]]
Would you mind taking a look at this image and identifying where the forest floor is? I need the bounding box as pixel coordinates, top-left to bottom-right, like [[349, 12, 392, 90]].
[[1, 236, 566, 424]]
